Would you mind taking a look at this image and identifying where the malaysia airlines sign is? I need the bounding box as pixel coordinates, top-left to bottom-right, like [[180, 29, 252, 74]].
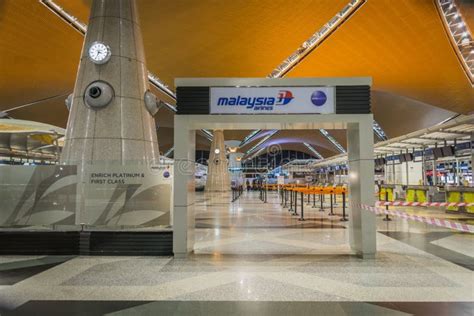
[[210, 87, 335, 114]]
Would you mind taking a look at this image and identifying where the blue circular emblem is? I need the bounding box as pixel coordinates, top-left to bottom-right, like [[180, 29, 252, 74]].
[[163, 170, 170, 178], [311, 91, 327, 106]]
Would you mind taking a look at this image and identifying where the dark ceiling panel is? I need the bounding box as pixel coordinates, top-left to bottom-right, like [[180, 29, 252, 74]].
[[372, 90, 456, 138]]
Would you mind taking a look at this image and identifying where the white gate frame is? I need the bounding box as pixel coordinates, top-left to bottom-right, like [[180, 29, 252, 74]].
[[173, 78, 376, 259]]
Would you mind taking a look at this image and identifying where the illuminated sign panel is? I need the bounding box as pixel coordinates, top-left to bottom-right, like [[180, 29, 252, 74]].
[[210, 87, 335, 114]]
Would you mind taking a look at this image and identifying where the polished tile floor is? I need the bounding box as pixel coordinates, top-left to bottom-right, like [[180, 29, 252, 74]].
[[0, 191, 472, 315]]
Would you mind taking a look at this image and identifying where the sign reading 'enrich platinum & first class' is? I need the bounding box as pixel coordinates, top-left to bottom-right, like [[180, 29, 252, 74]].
[[210, 87, 335, 114]]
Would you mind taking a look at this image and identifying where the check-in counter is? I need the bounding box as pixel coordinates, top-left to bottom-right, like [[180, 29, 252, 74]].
[[445, 186, 474, 215], [379, 184, 395, 201]]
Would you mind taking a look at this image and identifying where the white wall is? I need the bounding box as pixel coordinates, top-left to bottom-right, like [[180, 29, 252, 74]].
[[385, 161, 423, 185]]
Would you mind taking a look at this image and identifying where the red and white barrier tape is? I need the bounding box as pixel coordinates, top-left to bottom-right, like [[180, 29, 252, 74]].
[[376, 201, 474, 207], [361, 204, 474, 233]]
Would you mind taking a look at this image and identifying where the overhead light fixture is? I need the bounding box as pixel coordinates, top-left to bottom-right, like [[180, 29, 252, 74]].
[[436, 0, 474, 86], [244, 130, 278, 158], [373, 120, 388, 141], [163, 147, 174, 158], [319, 129, 346, 153], [268, 0, 366, 78], [267, 0, 386, 147], [239, 130, 262, 147], [303, 142, 323, 159]]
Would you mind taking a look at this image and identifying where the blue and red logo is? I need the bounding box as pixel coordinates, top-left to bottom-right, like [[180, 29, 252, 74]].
[[276, 90, 294, 105], [311, 90, 327, 106]]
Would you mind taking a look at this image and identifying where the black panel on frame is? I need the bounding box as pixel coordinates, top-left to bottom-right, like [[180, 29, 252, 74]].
[[335, 85, 371, 114], [176, 85, 371, 115], [176, 87, 210, 114]]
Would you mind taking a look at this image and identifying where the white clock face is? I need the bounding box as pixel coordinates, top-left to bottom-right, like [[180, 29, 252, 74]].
[[88, 42, 111, 64]]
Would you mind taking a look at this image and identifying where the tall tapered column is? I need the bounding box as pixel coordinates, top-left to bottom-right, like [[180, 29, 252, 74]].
[[206, 130, 230, 192], [61, 0, 159, 166]]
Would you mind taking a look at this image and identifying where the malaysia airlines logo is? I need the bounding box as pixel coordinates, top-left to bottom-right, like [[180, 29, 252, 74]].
[[276, 90, 294, 105], [311, 90, 327, 106], [216, 90, 295, 111]]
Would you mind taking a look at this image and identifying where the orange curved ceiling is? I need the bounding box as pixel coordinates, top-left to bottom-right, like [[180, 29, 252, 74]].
[[0, 0, 472, 157]]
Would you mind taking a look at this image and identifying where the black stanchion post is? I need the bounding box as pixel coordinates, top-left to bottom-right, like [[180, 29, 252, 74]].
[[293, 190, 298, 215], [340, 192, 348, 221], [383, 190, 392, 221], [312, 193, 316, 208], [264, 184, 267, 203], [319, 193, 324, 212], [289, 189, 293, 213], [299, 191, 305, 221], [329, 191, 335, 216]]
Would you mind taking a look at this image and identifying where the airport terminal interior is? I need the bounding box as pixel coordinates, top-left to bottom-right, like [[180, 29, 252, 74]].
[[0, 0, 473, 315]]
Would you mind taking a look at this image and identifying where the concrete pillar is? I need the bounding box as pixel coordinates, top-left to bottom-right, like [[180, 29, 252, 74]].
[[205, 129, 230, 192], [61, 0, 159, 166], [173, 116, 195, 257], [347, 116, 376, 258]]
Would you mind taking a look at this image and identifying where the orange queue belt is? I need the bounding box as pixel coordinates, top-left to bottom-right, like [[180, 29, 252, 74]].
[[279, 185, 348, 221]]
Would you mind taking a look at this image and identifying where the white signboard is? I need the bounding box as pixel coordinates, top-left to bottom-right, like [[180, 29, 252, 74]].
[[210, 87, 335, 114]]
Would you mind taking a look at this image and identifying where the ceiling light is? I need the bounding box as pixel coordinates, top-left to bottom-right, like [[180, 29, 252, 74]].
[[436, 0, 473, 85]]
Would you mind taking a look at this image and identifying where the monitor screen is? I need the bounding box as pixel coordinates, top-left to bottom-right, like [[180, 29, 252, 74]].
[[424, 148, 434, 161], [441, 146, 454, 157], [433, 147, 444, 159], [404, 153, 413, 162]]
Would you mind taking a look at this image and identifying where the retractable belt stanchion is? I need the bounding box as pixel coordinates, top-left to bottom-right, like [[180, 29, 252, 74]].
[[312, 193, 317, 208], [284, 187, 288, 208], [299, 190, 305, 221], [383, 190, 392, 221], [340, 191, 348, 221], [264, 184, 267, 203], [329, 189, 335, 216], [319, 192, 325, 212], [280, 186, 284, 205], [289, 188, 294, 213], [292, 189, 298, 216], [307, 192, 311, 205]]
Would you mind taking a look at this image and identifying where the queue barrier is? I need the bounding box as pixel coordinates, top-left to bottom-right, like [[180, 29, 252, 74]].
[[231, 185, 244, 202], [280, 185, 348, 221]]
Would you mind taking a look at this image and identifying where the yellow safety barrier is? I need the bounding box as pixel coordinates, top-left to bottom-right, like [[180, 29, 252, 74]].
[[380, 187, 394, 202], [406, 189, 415, 203], [464, 192, 474, 214], [415, 189, 427, 203], [447, 191, 461, 212]]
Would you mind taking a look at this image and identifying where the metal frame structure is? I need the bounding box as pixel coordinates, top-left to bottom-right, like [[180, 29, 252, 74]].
[[173, 77, 376, 259], [311, 115, 474, 172]]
